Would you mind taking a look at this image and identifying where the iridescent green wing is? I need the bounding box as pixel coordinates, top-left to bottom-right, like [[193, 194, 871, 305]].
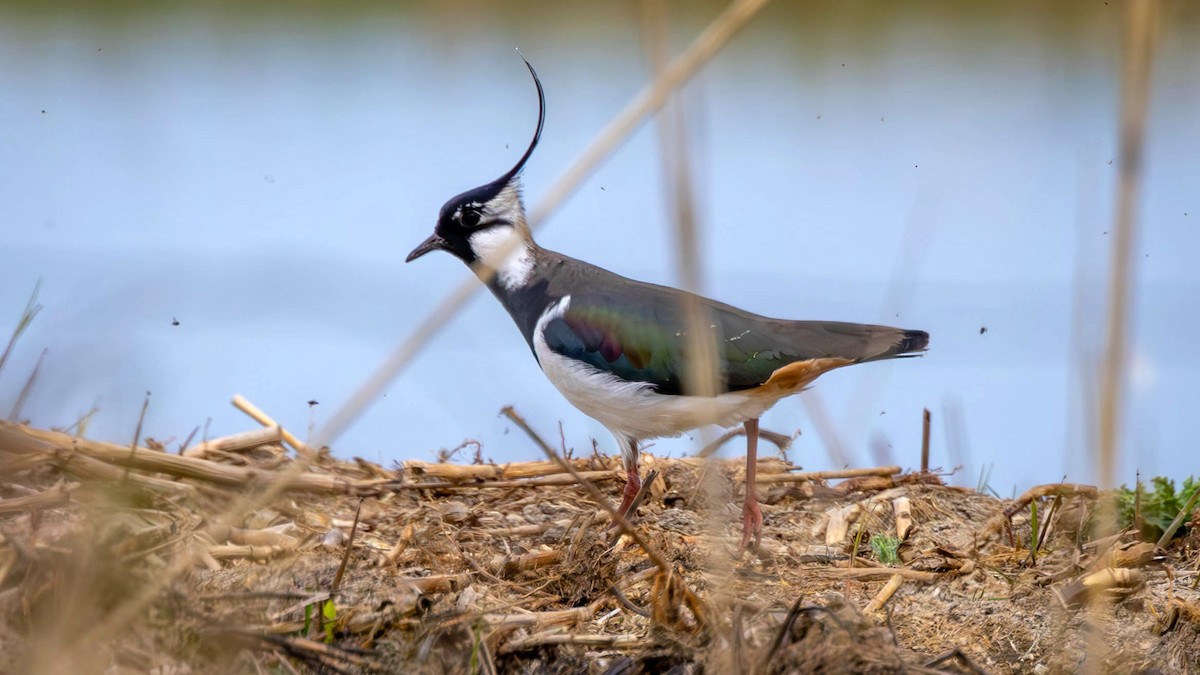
[[540, 286, 799, 395]]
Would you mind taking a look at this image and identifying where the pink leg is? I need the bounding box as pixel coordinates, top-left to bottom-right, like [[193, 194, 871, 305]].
[[616, 463, 642, 519], [614, 436, 641, 522], [740, 418, 763, 553]]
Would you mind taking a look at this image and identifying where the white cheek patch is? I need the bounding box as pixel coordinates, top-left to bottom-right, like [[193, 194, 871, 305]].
[[469, 226, 534, 290]]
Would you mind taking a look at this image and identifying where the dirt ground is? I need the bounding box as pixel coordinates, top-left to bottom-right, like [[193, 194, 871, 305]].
[[1, 419, 1197, 674]]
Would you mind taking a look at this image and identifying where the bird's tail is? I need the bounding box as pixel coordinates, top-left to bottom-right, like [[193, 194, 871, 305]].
[[891, 329, 930, 358], [795, 321, 929, 364]]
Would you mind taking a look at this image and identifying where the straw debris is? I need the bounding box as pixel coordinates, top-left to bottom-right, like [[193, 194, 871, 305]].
[[1, 418, 1198, 673]]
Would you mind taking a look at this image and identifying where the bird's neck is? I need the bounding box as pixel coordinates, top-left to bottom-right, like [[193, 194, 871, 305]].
[[468, 225, 538, 293], [470, 231, 563, 356]]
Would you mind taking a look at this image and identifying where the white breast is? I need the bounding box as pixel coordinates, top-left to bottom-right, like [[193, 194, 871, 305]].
[[531, 296, 784, 440]]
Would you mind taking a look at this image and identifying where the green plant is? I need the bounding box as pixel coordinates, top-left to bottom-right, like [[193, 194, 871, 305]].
[[1117, 476, 1200, 541], [869, 533, 901, 566], [302, 599, 338, 644]]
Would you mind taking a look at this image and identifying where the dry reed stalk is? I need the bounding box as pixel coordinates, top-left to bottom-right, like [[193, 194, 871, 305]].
[[404, 458, 617, 481], [1002, 484, 1099, 519], [492, 549, 562, 576], [975, 482, 1100, 542], [482, 521, 566, 538], [808, 567, 939, 582], [2, 422, 383, 494], [1056, 568, 1145, 609], [52, 447, 197, 496], [1081, 541, 1156, 575], [210, 525, 300, 549], [754, 466, 902, 484], [340, 593, 431, 633], [670, 455, 795, 474], [0, 481, 77, 517], [893, 496, 913, 540], [484, 605, 596, 629], [392, 470, 620, 492], [312, 0, 774, 451], [232, 395, 317, 460], [183, 426, 283, 458], [207, 544, 291, 562], [825, 504, 860, 546], [920, 408, 931, 472], [499, 632, 646, 654], [1098, 0, 1156, 493], [395, 574, 473, 594], [864, 574, 905, 614]]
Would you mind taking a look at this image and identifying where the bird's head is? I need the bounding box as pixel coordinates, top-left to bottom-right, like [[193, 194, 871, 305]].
[[406, 59, 545, 273]]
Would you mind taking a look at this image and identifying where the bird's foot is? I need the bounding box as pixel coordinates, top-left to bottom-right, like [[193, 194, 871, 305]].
[[738, 498, 763, 556]]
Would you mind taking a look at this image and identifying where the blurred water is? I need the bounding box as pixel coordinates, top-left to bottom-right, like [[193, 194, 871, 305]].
[[1, 1, 1197, 492]]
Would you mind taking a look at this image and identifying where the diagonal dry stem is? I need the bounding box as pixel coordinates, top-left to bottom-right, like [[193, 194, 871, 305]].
[[313, 0, 774, 450]]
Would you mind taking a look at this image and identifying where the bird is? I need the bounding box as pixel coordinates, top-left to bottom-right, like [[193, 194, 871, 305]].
[[406, 61, 929, 551]]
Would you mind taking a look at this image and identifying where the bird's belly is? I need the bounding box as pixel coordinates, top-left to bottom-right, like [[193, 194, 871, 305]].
[[534, 344, 782, 439]]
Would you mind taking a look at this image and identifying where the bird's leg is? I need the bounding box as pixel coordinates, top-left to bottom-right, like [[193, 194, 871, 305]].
[[740, 418, 763, 553], [614, 437, 641, 523]]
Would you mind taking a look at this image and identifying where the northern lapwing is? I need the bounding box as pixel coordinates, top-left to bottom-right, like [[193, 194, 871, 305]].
[[407, 62, 929, 551]]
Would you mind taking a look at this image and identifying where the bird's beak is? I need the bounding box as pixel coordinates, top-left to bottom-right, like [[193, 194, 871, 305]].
[[406, 233, 447, 262]]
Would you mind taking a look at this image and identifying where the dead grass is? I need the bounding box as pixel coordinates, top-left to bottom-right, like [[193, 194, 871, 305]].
[[1, 418, 1198, 674]]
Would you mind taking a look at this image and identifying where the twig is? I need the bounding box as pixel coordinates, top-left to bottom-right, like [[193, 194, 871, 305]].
[[605, 467, 660, 544], [62, 406, 99, 436], [609, 469, 659, 533], [0, 279, 42, 380], [332, 498, 364, 593], [177, 425, 200, 454], [694, 426, 793, 459], [8, 348, 47, 422], [122, 391, 151, 482]]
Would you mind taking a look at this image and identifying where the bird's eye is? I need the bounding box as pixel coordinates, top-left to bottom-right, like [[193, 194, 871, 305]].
[[461, 208, 481, 228]]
